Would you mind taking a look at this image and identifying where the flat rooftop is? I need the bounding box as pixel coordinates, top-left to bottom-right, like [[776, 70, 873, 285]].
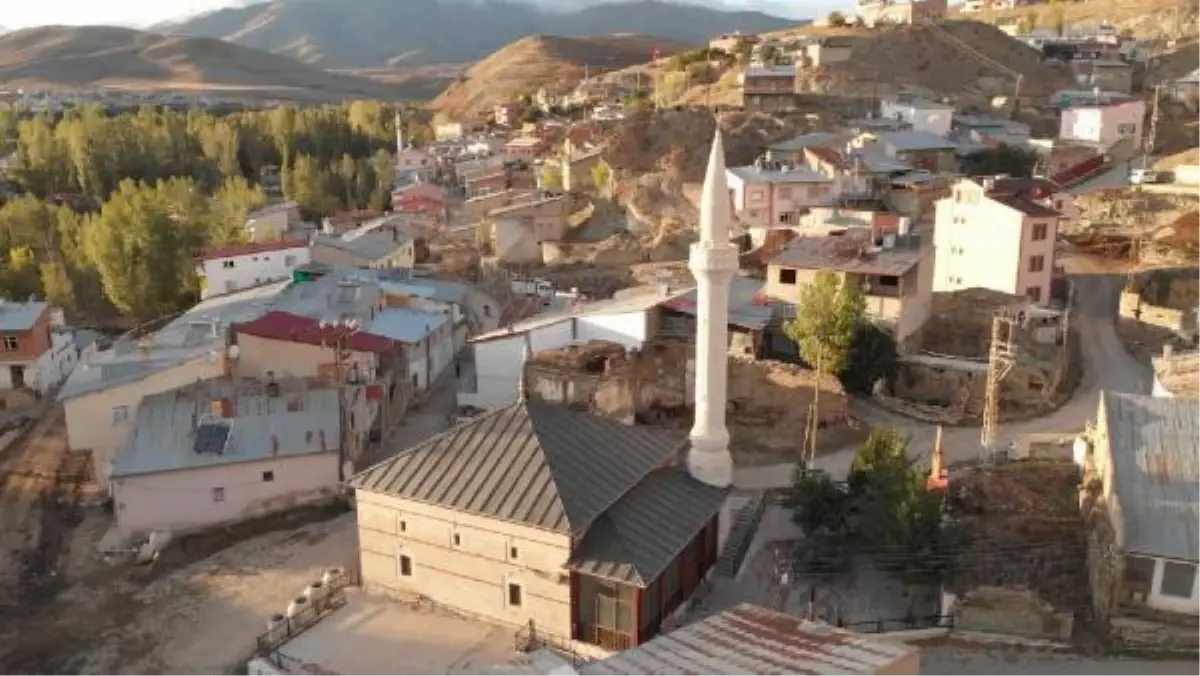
[[269, 589, 517, 675]]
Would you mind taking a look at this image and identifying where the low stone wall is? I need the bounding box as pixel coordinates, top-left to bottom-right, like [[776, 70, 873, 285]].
[[954, 586, 1074, 643], [871, 378, 967, 425], [1111, 616, 1200, 653]]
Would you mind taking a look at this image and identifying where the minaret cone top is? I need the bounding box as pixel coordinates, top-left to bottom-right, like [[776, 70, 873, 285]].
[[699, 130, 732, 244]]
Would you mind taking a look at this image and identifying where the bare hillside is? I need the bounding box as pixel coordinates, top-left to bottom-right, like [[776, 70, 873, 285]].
[[430, 34, 691, 120], [955, 0, 1197, 41], [0, 25, 403, 100]]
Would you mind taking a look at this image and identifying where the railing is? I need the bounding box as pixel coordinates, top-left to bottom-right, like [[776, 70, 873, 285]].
[[841, 612, 954, 634], [254, 569, 357, 661], [513, 623, 591, 667]]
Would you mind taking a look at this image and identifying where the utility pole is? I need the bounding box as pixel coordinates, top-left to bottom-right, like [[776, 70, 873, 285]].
[[1140, 83, 1163, 173], [981, 310, 1017, 463]]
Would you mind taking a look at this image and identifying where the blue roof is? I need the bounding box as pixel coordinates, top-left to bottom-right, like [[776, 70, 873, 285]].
[[368, 308, 451, 344], [0, 300, 47, 331]]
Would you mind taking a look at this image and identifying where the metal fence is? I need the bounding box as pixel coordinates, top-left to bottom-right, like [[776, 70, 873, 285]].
[[841, 612, 954, 634], [254, 569, 357, 661]]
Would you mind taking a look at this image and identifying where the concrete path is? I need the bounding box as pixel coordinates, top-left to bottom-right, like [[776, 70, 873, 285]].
[[734, 264, 1152, 490]]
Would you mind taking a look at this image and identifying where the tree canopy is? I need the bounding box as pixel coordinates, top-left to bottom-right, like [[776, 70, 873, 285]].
[[784, 270, 866, 375]]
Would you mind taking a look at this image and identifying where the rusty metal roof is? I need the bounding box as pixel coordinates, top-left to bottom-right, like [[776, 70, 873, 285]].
[[770, 232, 930, 277], [581, 604, 918, 675]]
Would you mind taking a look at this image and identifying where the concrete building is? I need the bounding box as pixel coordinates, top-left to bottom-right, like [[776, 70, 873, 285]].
[[802, 145, 913, 202], [1059, 98, 1146, 150], [197, 239, 311, 300], [856, 130, 959, 173], [109, 377, 344, 538], [740, 65, 797, 112], [764, 230, 934, 345], [801, 38, 853, 67], [244, 202, 301, 242], [348, 400, 728, 651], [0, 300, 54, 390], [59, 283, 288, 489], [310, 230, 417, 270], [482, 196, 571, 264], [1072, 59, 1134, 93], [766, 132, 844, 165], [879, 96, 954, 137], [435, 122, 465, 142], [581, 603, 920, 674], [459, 290, 675, 410], [856, 0, 947, 26], [506, 137, 548, 160], [725, 161, 836, 231], [934, 177, 1070, 305], [1084, 392, 1199, 619], [1151, 348, 1198, 399], [1170, 69, 1199, 104]]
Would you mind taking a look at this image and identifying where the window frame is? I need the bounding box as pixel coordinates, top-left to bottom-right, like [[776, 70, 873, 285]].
[[507, 582, 523, 607], [1159, 560, 1197, 599]]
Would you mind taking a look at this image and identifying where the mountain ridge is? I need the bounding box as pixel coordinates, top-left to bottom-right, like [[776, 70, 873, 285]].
[[162, 0, 798, 68]]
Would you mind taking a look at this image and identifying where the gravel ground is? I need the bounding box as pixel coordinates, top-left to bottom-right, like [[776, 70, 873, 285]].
[[919, 642, 1199, 675]]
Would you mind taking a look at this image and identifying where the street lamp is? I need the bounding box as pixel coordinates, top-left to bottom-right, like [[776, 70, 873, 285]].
[[320, 318, 361, 482]]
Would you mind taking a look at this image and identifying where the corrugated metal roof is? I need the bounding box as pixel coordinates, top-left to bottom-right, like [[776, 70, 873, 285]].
[[313, 231, 409, 262], [581, 604, 918, 675], [367, 308, 450, 343], [348, 401, 684, 535], [1101, 391, 1200, 562], [569, 468, 727, 586], [471, 290, 679, 344], [111, 377, 341, 478], [727, 165, 833, 185], [768, 132, 842, 152], [0, 300, 47, 331], [878, 130, 959, 152], [771, 232, 930, 277], [659, 276, 774, 331]]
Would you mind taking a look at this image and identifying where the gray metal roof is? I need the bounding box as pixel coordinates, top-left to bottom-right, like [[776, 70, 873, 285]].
[[768, 132, 842, 153], [877, 130, 959, 152], [111, 378, 341, 478], [1101, 391, 1200, 562], [313, 231, 409, 262], [727, 165, 832, 185], [348, 400, 686, 535], [568, 468, 728, 586], [0, 300, 47, 331]]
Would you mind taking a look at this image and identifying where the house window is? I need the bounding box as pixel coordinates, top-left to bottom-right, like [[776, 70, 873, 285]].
[[877, 275, 899, 287], [1032, 223, 1048, 241], [110, 405, 130, 426], [222, 260, 235, 269], [399, 554, 413, 577], [778, 268, 797, 285], [212, 487, 225, 503], [1159, 560, 1197, 598], [262, 471, 274, 482], [1026, 286, 1042, 303], [1, 336, 17, 351], [452, 532, 461, 547], [507, 582, 523, 607], [510, 546, 519, 560], [399, 519, 407, 532], [1028, 255, 1045, 273], [749, 189, 764, 203]]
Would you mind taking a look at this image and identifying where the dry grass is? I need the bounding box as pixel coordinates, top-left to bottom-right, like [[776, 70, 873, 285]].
[[430, 34, 691, 120], [954, 0, 1197, 41], [0, 25, 403, 101]]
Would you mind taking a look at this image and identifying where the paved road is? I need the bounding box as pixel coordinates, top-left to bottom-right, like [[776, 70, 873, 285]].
[[735, 264, 1152, 488]]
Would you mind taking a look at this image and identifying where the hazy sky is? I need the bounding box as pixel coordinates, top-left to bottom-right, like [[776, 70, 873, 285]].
[[2, 0, 823, 30]]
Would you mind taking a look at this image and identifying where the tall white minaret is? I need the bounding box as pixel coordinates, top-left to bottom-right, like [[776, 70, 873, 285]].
[[395, 110, 405, 155], [687, 129, 737, 550]]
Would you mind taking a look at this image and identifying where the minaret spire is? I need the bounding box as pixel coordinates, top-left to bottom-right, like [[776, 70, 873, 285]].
[[517, 338, 530, 404], [687, 128, 737, 548], [395, 110, 405, 154]]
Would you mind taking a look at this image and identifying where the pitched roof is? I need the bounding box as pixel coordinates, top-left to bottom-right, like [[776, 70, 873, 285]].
[[581, 604, 918, 675], [771, 232, 930, 277], [568, 467, 727, 586], [877, 130, 959, 152], [348, 401, 685, 535], [1101, 391, 1199, 562], [0, 300, 48, 332], [198, 238, 309, 262], [988, 194, 1062, 218], [234, 311, 402, 355]]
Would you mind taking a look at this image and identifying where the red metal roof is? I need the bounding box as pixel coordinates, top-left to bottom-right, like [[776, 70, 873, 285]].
[[234, 311, 402, 355], [198, 238, 309, 262]]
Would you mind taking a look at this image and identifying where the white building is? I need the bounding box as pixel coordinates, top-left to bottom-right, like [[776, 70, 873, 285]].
[[1058, 98, 1146, 150], [459, 290, 677, 410], [880, 95, 953, 137], [197, 240, 311, 300], [244, 202, 301, 242]]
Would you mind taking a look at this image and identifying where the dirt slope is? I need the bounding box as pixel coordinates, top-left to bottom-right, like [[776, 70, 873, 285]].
[[430, 34, 691, 120], [0, 26, 402, 100], [954, 0, 1197, 41]]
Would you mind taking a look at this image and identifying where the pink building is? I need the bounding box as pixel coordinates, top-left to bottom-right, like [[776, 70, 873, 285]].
[[1058, 98, 1146, 150], [725, 163, 836, 231], [934, 177, 1073, 305]]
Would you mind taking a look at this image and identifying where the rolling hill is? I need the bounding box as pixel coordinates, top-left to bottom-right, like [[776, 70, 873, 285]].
[[161, 0, 797, 68], [430, 34, 690, 119], [0, 25, 405, 100]]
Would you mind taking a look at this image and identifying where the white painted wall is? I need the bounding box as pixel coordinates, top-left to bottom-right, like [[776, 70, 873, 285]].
[[31, 330, 96, 394], [1145, 556, 1199, 615], [879, 100, 953, 137], [933, 184, 1023, 297], [198, 246, 310, 300], [112, 452, 339, 537], [576, 312, 649, 347]]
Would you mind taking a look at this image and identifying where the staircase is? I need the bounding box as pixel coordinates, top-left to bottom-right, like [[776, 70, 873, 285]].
[[714, 493, 767, 579]]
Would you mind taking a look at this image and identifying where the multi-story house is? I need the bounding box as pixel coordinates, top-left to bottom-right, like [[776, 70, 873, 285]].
[[244, 201, 301, 242], [481, 195, 571, 264], [0, 300, 54, 390], [763, 229, 934, 346], [505, 136, 547, 160], [855, 131, 960, 173], [740, 64, 797, 113], [933, 177, 1072, 305], [1059, 97, 1146, 150], [879, 95, 954, 137], [196, 239, 311, 300], [802, 145, 913, 201], [725, 161, 836, 232]]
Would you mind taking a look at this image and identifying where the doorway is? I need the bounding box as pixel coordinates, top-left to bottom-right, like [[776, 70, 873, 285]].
[[9, 365, 25, 388]]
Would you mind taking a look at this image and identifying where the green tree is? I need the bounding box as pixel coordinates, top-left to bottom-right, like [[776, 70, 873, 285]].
[[839, 323, 898, 395], [784, 271, 865, 376], [520, 106, 545, 124], [964, 144, 1039, 178], [540, 164, 563, 191], [209, 176, 267, 246], [590, 161, 611, 193], [827, 10, 847, 26], [758, 44, 781, 65]]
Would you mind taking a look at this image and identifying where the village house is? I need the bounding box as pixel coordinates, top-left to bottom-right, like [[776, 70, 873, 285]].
[[435, 122, 465, 142], [934, 177, 1071, 305], [348, 399, 728, 651], [952, 114, 1032, 147], [740, 64, 797, 113], [1059, 97, 1146, 150], [765, 132, 845, 165], [506, 136, 548, 160], [391, 182, 447, 219], [1170, 69, 1200, 104], [886, 172, 954, 222], [481, 195, 572, 265], [799, 37, 853, 67], [857, 0, 947, 26], [310, 230, 417, 271], [764, 229, 934, 345], [196, 239, 311, 300], [535, 84, 573, 112], [1083, 392, 1199, 623], [725, 160, 837, 231], [879, 95, 954, 137], [802, 145, 913, 202], [855, 130, 960, 173], [1072, 59, 1135, 93], [321, 209, 381, 236], [465, 169, 512, 197], [494, 101, 524, 128], [568, 81, 627, 108], [108, 377, 347, 538], [244, 202, 302, 242], [59, 282, 287, 489], [464, 189, 539, 221], [0, 300, 54, 391]]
